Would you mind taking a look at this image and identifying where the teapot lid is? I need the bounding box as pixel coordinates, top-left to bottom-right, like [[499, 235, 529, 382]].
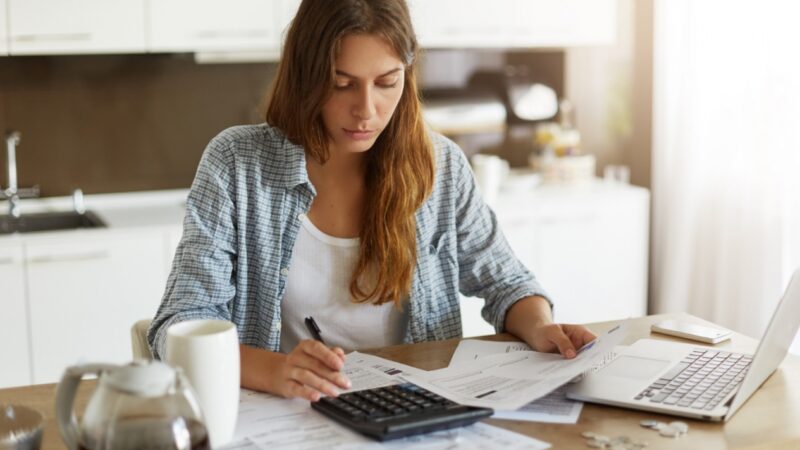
[[104, 360, 177, 397]]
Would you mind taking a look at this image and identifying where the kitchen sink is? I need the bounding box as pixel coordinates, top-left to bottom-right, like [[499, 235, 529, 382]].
[[0, 210, 106, 234]]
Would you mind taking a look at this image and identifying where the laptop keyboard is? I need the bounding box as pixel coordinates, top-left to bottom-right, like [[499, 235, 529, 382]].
[[635, 349, 752, 410]]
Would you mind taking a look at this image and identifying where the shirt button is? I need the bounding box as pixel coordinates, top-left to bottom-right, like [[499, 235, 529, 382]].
[[297, 213, 306, 221], [275, 321, 282, 329], [281, 268, 289, 276]]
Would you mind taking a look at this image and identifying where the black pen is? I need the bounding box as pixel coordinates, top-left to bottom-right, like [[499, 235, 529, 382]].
[[305, 316, 326, 344]]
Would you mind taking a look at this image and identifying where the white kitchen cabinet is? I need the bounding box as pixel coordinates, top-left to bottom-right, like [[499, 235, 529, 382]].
[[276, 0, 301, 44], [409, 0, 616, 49], [3, 0, 616, 57], [0, 0, 9, 55], [460, 181, 649, 337], [7, 0, 146, 55], [0, 242, 32, 388], [409, 0, 508, 48], [149, 0, 281, 52], [506, 0, 616, 47], [25, 231, 167, 384]]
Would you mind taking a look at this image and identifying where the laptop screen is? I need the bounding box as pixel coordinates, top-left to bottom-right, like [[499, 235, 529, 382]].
[[725, 269, 800, 420]]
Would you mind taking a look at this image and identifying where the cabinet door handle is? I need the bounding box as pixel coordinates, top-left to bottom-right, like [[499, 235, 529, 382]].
[[0, 257, 15, 265], [27, 251, 110, 264], [13, 33, 93, 43]]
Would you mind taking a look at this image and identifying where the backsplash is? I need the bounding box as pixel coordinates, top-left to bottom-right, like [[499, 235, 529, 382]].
[[0, 54, 276, 196], [0, 51, 562, 197]]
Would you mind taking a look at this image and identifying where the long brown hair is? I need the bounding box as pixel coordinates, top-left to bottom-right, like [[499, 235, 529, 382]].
[[266, 0, 434, 306]]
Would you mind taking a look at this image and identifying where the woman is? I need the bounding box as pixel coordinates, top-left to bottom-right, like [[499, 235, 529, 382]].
[[148, 0, 596, 402]]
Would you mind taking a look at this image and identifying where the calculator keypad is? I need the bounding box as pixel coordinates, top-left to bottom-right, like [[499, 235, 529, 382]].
[[320, 383, 454, 422]]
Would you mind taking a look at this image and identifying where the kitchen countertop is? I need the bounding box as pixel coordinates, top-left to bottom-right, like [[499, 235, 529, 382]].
[[0, 189, 188, 242], [0, 178, 649, 242]]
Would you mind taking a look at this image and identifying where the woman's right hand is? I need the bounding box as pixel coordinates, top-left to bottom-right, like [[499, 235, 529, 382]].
[[272, 339, 351, 401]]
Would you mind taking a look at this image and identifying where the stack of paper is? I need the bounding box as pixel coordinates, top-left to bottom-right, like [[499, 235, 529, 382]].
[[221, 322, 628, 449], [224, 382, 549, 449], [404, 323, 628, 411]]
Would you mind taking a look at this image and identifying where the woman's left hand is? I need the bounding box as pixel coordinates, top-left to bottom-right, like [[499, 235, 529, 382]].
[[504, 296, 598, 359], [528, 323, 597, 359]]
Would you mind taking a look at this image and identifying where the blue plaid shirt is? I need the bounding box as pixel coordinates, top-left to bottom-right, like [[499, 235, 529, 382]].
[[148, 124, 548, 358]]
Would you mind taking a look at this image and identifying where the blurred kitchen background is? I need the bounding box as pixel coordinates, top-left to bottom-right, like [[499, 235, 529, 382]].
[[0, 0, 648, 195], [1, 0, 799, 388]]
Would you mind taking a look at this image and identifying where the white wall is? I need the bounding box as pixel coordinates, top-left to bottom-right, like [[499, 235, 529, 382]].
[[565, 0, 652, 189]]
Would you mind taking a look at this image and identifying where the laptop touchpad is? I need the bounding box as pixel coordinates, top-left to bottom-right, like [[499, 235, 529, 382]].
[[601, 356, 671, 380]]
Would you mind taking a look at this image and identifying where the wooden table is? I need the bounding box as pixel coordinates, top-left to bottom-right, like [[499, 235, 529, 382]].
[[2, 313, 799, 449]]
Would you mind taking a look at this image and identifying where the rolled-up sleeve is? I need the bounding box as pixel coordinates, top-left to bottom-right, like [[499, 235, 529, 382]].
[[451, 150, 552, 332], [147, 135, 238, 359]]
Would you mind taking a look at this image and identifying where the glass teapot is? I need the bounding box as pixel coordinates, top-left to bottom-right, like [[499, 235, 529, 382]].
[[55, 360, 209, 450]]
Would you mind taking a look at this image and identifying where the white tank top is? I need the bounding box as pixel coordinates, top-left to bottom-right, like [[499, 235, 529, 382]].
[[279, 216, 409, 353]]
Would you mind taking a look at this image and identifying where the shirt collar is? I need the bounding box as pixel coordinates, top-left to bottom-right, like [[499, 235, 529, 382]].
[[272, 127, 313, 191]]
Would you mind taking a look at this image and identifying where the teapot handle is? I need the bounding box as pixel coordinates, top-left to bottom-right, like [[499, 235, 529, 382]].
[[55, 364, 120, 450]]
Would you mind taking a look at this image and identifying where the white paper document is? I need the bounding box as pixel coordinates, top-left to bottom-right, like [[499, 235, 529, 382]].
[[490, 385, 582, 423], [227, 388, 549, 449], [448, 339, 533, 367], [224, 389, 374, 450], [448, 339, 583, 423], [406, 322, 629, 410], [342, 351, 427, 392], [378, 422, 550, 449], [223, 356, 551, 449]]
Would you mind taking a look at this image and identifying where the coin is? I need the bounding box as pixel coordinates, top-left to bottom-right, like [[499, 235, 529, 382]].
[[659, 425, 681, 438], [582, 431, 597, 439], [610, 436, 631, 444], [594, 435, 610, 443], [639, 419, 659, 428], [586, 439, 607, 448], [669, 421, 689, 434]]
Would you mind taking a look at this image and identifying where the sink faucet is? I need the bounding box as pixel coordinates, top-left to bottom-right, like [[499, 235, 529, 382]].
[[2, 131, 40, 218]]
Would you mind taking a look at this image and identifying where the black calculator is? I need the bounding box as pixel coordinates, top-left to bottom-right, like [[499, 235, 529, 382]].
[[311, 383, 493, 441]]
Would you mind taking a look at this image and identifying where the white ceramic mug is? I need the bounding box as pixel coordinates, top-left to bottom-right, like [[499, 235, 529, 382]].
[[166, 320, 240, 448], [471, 154, 510, 205]]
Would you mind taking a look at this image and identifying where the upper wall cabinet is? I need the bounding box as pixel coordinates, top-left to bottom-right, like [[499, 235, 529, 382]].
[[409, 0, 616, 48], [8, 0, 146, 55], [276, 0, 301, 45], [0, 0, 8, 55], [3, 0, 616, 57], [149, 0, 282, 52]]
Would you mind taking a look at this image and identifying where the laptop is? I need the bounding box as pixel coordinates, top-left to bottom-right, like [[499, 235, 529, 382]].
[[567, 268, 800, 422]]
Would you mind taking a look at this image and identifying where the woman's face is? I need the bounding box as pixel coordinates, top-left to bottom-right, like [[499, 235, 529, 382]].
[[321, 33, 405, 155]]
